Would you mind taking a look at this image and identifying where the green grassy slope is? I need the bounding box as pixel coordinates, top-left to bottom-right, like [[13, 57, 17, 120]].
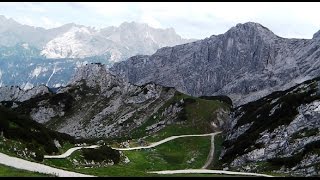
[[0, 164, 52, 177]]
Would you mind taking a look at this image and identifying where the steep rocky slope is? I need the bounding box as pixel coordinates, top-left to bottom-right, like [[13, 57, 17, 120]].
[[111, 22, 320, 106], [220, 76, 320, 176], [0, 85, 50, 102], [1, 64, 229, 139], [0, 105, 76, 161]]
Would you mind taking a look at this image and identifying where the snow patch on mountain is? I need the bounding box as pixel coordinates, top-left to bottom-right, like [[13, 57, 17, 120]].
[[22, 82, 34, 90], [40, 26, 98, 59], [109, 49, 122, 63], [75, 61, 89, 68], [39, 22, 194, 61], [22, 43, 29, 49], [31, 66, 48, 78]]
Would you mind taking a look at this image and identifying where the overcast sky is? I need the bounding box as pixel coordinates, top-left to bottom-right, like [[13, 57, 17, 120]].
[[1, 2, 320, 39]]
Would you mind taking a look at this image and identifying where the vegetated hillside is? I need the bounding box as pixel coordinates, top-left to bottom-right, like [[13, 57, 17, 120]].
[[0, 164, 52, 177], [220, 76, 320, 176], [0, 105, 123, 172], [1, 63, 230, 140], [111, 22, 320, 107], [0, 105, 75, 161]]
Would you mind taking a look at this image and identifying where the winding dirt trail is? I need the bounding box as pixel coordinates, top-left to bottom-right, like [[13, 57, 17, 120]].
[[44, 145, 99, 159], [202, 132, 219, 169], [0, 152, 94, 177], [44, 133, 219, 158], [41, 131, 272, 177], [148, 169, 273, 177]]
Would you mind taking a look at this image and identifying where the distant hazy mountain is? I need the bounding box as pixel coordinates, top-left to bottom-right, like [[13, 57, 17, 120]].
[[0, 15, 194, 62], [0, 15, 195, 89], [41, 22, 194, 62]]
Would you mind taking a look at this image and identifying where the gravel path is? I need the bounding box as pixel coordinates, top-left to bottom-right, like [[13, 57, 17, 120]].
[[44, 133, 219, 158], [3, 131, 273, 177], [148, 169, 273, 177], [113, 132, 219, 151], [44, 145, 99, 159], [201, 132, 220, 169], [0, 152, 94, 177]]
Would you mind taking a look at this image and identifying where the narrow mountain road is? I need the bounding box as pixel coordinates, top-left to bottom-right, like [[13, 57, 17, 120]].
[[44, 145, 99, 159], [202, 132, 220, 169], [113, 132, 220, 151], [44, 133, 219, 158], [41, 132, 273, 177], [148, 169, 273, 177], [0, 152, 94, 177]]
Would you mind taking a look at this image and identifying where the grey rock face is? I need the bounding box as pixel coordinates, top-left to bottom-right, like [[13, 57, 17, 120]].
[[220, 77, 320, 176], [9, 63, 179, 139], [0, 85, 50, 102], [6, 63, 229, 139], [111, 22, 320, 106]]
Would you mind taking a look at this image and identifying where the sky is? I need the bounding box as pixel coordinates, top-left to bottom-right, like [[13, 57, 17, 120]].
[[0, 2, 320, 39]]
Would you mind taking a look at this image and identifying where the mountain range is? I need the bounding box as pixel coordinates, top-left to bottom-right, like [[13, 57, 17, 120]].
[[0, 15, 194, 89], [0, 15, 194, 60], [1, 20, 320, 176]]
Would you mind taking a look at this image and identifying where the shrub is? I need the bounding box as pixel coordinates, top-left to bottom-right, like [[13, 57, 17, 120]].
[[199, 95, 233, 106], [34, 150, 44, 162], [0, 105, 77, 156], [143, 88, 149, 94], [82, 145, 120, 164], [0, 116, 9, 132], [183, 98, 196, 105], [177, 108, 187, 121]]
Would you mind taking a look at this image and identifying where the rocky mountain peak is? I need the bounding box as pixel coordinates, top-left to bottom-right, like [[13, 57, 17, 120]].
[[68, 63, 125, 94], [312, 30, 320, 40], [0, 15, 7, 22], [59, 23, 80, 29], [0, 15, 13, 22], [226, 22, 277, 40], [119, 21, 145, 28]]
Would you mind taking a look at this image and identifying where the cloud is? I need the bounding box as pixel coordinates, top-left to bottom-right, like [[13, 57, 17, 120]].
[[14, 16, 62, 29], [0, 2, 46, 13], [18, 17, 35, 26], [40, 17, 62, 28], [139, 15, 162, 28]]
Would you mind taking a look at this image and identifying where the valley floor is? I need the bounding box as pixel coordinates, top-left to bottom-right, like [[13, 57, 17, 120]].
[[0, 132, 274, 177]]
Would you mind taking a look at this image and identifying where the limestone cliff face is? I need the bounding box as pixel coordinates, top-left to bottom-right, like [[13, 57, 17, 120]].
[[220, 77, 320, 176], [4, 63, 176, 138], [0, 85, 50, 102], [111, 22, 320, 106]]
